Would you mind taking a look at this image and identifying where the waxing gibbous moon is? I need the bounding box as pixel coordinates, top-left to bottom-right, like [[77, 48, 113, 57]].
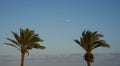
[[66, 19, 70, 22]]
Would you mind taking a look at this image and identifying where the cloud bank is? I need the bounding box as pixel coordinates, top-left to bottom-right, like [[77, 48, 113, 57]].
[[0, 53, 120, 66]]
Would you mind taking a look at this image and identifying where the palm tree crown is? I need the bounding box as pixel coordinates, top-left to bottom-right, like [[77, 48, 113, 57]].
[[74, 30, 110, 66], [5, 28, 45, 54], [74, 30, 110, 52]]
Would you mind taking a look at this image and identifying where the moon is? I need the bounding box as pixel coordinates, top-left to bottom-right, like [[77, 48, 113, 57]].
[[66, 19, 70, 22]]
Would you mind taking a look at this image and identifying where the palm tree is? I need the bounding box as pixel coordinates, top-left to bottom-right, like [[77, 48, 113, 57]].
[[4, 28, 46, 66], [74, 30, 110, 66]]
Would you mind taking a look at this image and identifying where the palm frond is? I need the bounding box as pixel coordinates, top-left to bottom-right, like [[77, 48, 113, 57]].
[[12, 32, 21, 44], [74, 39, 80, 44], [6, 38, 20, 46], [29, 43, 46, 49], [29, 34, 43, 43], [92, 40, 110, 49], [74, 39, 86, 51], [39, 45, 46, 49], [4, 43, 18, 48]]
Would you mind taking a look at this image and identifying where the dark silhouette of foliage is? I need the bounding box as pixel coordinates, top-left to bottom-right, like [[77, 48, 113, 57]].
[[4, 28, 46, 66], [74, 30, 110, 66]]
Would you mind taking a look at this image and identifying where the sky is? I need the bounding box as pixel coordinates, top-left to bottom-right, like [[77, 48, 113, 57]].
[[0, 0, 120, 56]]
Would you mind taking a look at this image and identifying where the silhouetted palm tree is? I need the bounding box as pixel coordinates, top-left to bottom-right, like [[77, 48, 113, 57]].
[[74, 30, 110, 66], [4, 28, 45, 66]]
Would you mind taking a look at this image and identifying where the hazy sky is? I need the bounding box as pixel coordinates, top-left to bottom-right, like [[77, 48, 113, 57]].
[[0, 0, 120, 55], [0, 53, 120, 66]]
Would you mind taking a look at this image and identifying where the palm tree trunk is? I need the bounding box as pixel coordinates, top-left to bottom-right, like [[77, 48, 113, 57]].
[[87, 61, 91, 66], [21, 52, 25, 66]]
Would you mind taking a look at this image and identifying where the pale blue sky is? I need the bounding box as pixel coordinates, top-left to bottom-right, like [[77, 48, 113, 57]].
[[0, 0, 120, 55]]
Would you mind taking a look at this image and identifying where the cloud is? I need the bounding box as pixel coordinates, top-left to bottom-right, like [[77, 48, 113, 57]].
[[0, 53, 120, 66]]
